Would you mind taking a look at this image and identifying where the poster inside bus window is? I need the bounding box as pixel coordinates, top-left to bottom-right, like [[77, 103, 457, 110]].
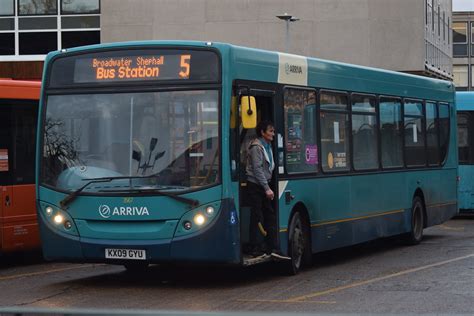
[[286, 109, 302, 164], [0, 149, 8, 172], [74, 53, 192, 83]]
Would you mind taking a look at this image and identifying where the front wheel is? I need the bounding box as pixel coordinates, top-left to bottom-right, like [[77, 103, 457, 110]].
[[406, 196, 424, 245], [284, 212, 307, 275]]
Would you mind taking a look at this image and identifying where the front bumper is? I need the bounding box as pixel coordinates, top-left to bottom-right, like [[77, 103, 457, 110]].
[[38, 199, 241, 265]]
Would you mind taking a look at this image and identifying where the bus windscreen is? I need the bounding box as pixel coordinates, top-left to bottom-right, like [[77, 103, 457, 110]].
[[48, 49, 220, 87]]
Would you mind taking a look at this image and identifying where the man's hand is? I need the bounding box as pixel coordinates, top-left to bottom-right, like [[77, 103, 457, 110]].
[[265, 189, 274, 200]]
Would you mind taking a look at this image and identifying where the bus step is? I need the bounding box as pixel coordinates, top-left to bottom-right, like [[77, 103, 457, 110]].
[[242, 253, 272, 266]]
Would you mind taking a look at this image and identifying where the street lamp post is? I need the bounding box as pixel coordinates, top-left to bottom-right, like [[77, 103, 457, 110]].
[[276, 13, 300, 53]]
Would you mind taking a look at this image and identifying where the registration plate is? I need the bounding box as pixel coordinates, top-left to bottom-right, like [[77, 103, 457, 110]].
[[105, 248, 146, 260]]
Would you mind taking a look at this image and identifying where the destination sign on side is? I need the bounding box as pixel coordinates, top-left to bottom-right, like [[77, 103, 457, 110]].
[[73, 54, 191, 83]]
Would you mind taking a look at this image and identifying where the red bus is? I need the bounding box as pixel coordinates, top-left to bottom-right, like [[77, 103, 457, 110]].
[[0, 79, 40, 253]]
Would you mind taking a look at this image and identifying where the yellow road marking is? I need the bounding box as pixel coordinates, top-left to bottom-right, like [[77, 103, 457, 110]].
[[238, 299, 336, 304], [286, 253, 474, 302], [439, 224, 464, 231], [0, 264, 104, 281]]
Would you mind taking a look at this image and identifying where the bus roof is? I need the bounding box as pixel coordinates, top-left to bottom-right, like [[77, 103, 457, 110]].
[[44, 40, 454, 102], [456, 92, 474, 111], [0, 79, 41, 100], [227, 44, 454, 102]]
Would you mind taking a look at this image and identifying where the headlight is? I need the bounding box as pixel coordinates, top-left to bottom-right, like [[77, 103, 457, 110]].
[[193, 214, 206, 226], [183, 221, 192, 230], [40, 203, 79, 236], [45, 206, 54, 216], [64, 221, 73, 230], [54, 214, 64, 224], [205, 206, 215, 215]]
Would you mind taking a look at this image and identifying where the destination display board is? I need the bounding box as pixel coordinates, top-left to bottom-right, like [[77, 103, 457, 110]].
[[74, 54, 192, 83], [48, 48, 220, 87]]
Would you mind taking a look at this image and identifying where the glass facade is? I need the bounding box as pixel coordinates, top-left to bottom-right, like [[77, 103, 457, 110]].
[[453, 12, 474, 91], [0, 0, 15, 16], [453, 22, 468, 57], [0, 0, 100, 58], [424, 0, 452, 79], [61, 0, 99, 14], [19, 0, 57, 15], [453, 65, 468, 90]]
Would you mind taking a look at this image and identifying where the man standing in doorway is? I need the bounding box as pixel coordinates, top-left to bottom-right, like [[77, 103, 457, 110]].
[[246, 120, 278, 257]]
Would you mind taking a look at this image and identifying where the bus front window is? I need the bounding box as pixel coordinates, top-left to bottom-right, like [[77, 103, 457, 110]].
[[41, 90, 219, 192]]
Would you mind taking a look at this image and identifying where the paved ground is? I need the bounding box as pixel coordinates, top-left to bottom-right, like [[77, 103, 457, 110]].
[[0, 217, 473, 314]]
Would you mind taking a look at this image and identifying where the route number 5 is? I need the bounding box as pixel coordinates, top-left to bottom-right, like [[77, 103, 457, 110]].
[[179, 54, 191, 79]]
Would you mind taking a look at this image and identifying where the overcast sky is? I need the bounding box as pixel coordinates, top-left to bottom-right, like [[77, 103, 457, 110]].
[[453, 0, 474, 11]]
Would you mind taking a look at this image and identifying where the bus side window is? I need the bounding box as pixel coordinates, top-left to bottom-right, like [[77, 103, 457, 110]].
[[0, 105, 12, 185], [283, 88, 318, 174], [320, 91, 350, 172], [439, 103, 450, 163], [404, 100, 426, 167], [351, 94, 377, 170], [12, 103, 37, 184], [380, 97, 403, 168], [458, 112, 471, 163], [426, 102, 440, 166]]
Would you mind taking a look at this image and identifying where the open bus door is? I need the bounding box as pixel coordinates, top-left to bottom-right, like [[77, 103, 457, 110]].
[[232, 83, 280, 265]]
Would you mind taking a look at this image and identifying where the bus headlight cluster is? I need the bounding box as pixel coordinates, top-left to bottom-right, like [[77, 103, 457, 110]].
[[176, 202, 220, 237], [41, 204, 78, 235], [182, 213, 206, 230]]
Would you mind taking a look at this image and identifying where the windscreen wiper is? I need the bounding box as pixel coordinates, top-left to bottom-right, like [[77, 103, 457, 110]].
[[59, 178, 114, 209], [98, 188, 199, 207], [59, 175, 159, 209], [59, 175, 199, 208]]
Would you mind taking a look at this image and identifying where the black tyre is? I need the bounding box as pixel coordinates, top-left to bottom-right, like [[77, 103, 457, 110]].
[[284, 212, 307, 275], [406, 196, 424, 245]]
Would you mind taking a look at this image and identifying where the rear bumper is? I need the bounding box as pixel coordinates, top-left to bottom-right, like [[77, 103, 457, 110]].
[[39, 199, 241, 265]]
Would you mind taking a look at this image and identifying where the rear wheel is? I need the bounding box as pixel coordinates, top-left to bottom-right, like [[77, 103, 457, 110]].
[[406, 196, 424, 245], [284, 212, 307, 275]]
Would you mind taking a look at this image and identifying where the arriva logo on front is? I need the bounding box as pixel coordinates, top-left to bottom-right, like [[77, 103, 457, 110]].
[[99, 204, 149, 218]]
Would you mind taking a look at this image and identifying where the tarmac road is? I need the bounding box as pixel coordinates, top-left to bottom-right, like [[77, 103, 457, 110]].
[[0, 217, 473, 314]]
